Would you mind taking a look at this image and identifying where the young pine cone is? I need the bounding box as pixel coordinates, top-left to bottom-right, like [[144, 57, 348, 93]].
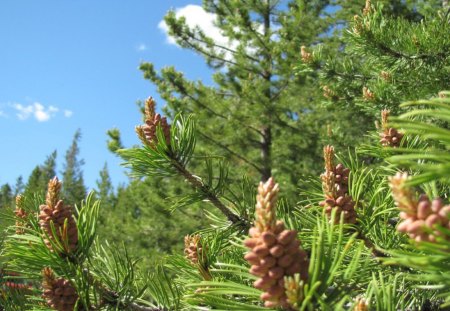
[[244, 178, 309, 309], [136, 97, 171, 149], [39, 177, 78, 254], [390, 173, 450, 242], [380, 110, 403, 148], [42, 267, 78, 311], [320, 146, 357, 224]]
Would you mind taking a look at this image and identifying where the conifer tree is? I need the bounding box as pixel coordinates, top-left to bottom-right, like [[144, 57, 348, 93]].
[[61, 130, 86, 204], [139, 0, 364, 191], [95, 162, 116, 210], [24, 151, 58, 196]]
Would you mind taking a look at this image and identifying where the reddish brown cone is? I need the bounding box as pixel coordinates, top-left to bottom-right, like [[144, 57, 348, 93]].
[[39, 177, 78, 254], [244, 178, 308, 309], [42, 267, 78, 311]]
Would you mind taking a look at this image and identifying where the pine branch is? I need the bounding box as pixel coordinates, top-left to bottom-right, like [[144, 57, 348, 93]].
[[168, 151, 249, 229], [197, 131, 264, 174]]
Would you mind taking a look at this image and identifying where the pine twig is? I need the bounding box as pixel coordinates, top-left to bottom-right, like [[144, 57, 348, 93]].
[[356, 231, 387, 258], [169, 153, 249, 230]]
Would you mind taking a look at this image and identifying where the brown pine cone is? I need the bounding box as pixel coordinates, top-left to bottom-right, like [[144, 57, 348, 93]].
[[42, 267, 78, 311], [136, 97, 171, 148], [39, 178, 78, 254], [245, 178, 309, 309]]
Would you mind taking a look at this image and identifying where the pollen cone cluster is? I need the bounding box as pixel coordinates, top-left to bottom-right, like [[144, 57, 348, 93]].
[[15, 195, 27, 234], [42, 267, 78, 311], [244, 178, 308, 309], [39, 177, 78, 254], [300, 46, 312, 63], [390, 173, 450, 242], [380, 110, 403, 147], [136, 97, 171, 149], [185, 234, 212, 281], [319, 146, 357, 224], [184, 234, 205, 265]]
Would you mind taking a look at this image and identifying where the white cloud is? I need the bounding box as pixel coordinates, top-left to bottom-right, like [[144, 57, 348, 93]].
[[12, 102, 59, 122], [158, 5, 237, 54], [0, 110, 6, 117], [64, 110, 73, 118], [136, 43, 147, 51]]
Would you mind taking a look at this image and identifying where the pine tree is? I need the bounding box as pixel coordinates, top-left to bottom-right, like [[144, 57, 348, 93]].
[[61, 130, 86, 204], [95, 162, 115, 209], [0, 184, 12, 209], [24, 151, 57, 196], [13, 176, 24, 197], [139, 0, 368, 193]]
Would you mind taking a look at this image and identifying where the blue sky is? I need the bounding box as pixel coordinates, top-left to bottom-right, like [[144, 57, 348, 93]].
[[0, 1, 218, 191]]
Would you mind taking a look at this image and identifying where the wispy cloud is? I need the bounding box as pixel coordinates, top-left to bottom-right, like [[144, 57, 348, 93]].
[[136, 43, 148, 52], [64, 110, 73, 118], [7, 102, 71, 122]]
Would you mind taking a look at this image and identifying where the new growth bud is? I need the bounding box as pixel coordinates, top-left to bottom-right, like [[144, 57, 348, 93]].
[[39, 177, 78, 255], [244, 178, 308, 309], [42, 267, 78, 311], [15, 195, 27, 234], [363, 0, 372, 16], [136, 97, 171, 149], [389, 172, 450, 242]]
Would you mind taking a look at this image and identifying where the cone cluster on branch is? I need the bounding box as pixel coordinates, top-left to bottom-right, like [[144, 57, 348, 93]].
[[38, 177, 78, 255], [362, 87, 375, 101], [389, 173, 450, 242], [136, 97, 171, 149], [42, 267, 78, 311], [244, 178, 308, 309], [14, 195, 27, 234], [380, 110, 403, 148], [300, 46, 312, 63], [184, 234, 212, 280], [319, 146, 357, 224]]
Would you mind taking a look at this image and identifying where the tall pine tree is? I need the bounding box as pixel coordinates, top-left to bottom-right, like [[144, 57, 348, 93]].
[[62, 130, 86, 204], [140, 1, 346, 191]]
